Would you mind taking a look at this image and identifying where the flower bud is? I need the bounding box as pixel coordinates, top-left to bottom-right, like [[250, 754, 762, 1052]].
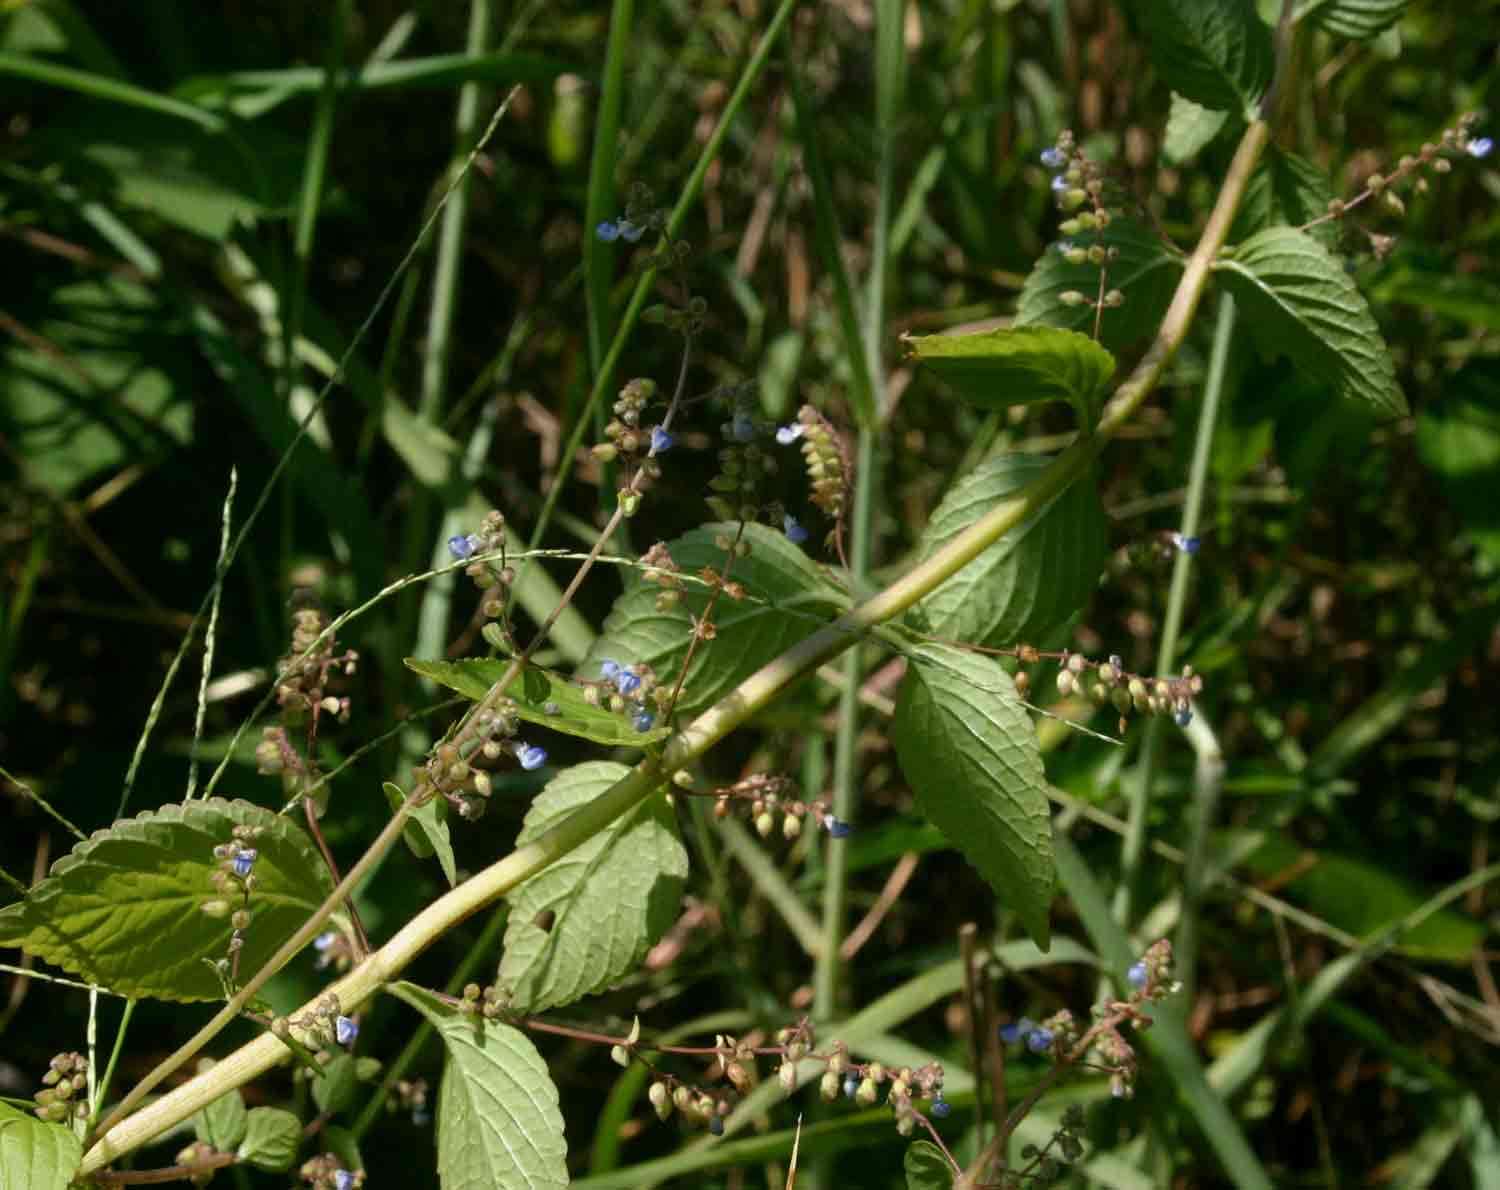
[[820, 1070, 841, 1101], [755, 811, 775, 839], [779, 1061, 798, 1093], [610, 1045, 631, 1068], [649, 1081, 673, 1120], [855, 1077, 878, 1107]]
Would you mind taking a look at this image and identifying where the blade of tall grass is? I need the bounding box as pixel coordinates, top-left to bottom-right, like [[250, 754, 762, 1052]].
[[0, 51, 223, 130], [185, 469, 236, 800], [584, 0, 634, 375]]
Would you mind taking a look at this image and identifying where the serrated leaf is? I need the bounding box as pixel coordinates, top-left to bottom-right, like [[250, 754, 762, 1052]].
[[1214, 227, 1406, 418], [389, 982, 568, 1190], [499, 762, 688, 1013], [0, 798, 332, 1002], [903, 326, 1115, 429], [905, 1139, 955, 1189], [583, 522, 846, 716], [0, 1101, 82, 1190], [1124, 0, 1273, 113], [1163, 91, 1231, 164], [911, 454, 1106, 649], [1297, 0, 1407, 38], [1415, 362, 1500, 566], [312, 1053, 361, 1116], [384, 782, 457, 887], [405, 657, 672, 748], [1231, 147, 1338, 247], [1016, 217, 1184, 352], [192, 1086, 247, 1150], [891, 643, 1054, 948], [236, 1106, 301, 1172]]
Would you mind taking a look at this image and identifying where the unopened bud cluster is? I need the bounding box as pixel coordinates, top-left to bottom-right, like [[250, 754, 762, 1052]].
[[813, 1045, 949, 1138], [1023, 644, 1202, 732], [639, 541, 686, 612], [706, 396, 778, 524], [278, 993, 361, 1054], [172, 1141, 218, 1187], [386, 1076, 431, 1126], [1040, 132, 1125, 317], [299, 1152, 363, 1190], [417, 699, 548, 822], [273, 606, 357, 727], [202, 825, 263, 973], [697, 773, 853, 841], [785, 405, 848, 549], [593, 379, 670, 518], [587, 657, 666, 734], [33, 1051, 88, 1124], [448, 510, 516, 632], [459, 981, 514, 1022]]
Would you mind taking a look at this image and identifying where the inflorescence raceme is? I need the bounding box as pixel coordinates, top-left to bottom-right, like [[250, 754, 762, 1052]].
[[1040, 130, 1125, 333], [994, 642, 1202, 733]]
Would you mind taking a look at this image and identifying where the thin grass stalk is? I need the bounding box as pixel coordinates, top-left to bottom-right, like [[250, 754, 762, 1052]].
[[584, 0, 635, 374]]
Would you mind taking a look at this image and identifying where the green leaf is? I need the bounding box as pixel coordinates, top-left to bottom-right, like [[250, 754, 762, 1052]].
[[911, 453, 1107, 649], [1297, 0, 1408, 39], [1372, 266, 1500, 331], [384, 782, 457, 887], [1162, 91, 1231, 164], [1213, 227, 1406, 418], [404, 657, 670, 748], [0, 798, 332, 1002], [236, 1106, 302, 1172], [1416, 363, 1500, 566], [0, 1101, 82, 1190], [388, 983, 569, 1190], [583, 522, 847, 716], [905, 1139, 954, 1189], [1231, 147, 1338, 247], [312, 1053, 362, 1117], [1016, 217, 1184, 353], [1123, 0, 1274, 113], [891, 643, 1054, 948], [500, 762, 688, 1013], [192, 1087, 248, 1151], [903, 326, 1115, 429]]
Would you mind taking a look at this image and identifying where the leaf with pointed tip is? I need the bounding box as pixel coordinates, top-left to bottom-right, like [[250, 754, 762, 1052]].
[[384, 782, 456, 887], [1123, 0, 1273, 114], [0, 1103, 80, 1190], [911, 453, 1106, 649], [904, 326, 1115, 429], [1016, 217, 1183, 353], [192, 1087, 247, 1151], [236, 1107, 301, 1172], [499, 762, 688, 1013], [892, 643, 1054, 948], [0, 798, 332, 1001], [1297, 0, 1407, 38], [905, 1140, 955, 1189], [1163, 91, 1231, 164], [389, 982, 568, 1190], [1214, 227, 1406, 418], [584, 522, 847, 716], [404, 657, 672, 748]]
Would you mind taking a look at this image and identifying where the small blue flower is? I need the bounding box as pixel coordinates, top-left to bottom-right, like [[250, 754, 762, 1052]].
[[1054, 240, 1076, 255], [1127, 961, 1149, 990], [1050, 173, 1068, 193], [823, 814, 852, 838], [651, 426, 674, 453], [843, 1074, 859, 1099], [599, 659, 621, 680], [231, 849, 257, 879], [1169, 532, 1200, 555], [335, 1015, 359, 1046], [775, 423, 804, 445], [1040, 146, 1067, 170], [1468, 136, 1494, 159], [729, 412, 756, 442], [1174, 705, 1193, 729], [708, 1116, 724, 1136], [596, 220, 621, 242], [412, 1106, 432, 1127], [999, 1018, 1033, 1045], [930, 1096, 951, 1119], [447, 534, 476, 560], [619, 219, 645, 243], [517, 744, 548, 771], [783, 515, 809, 545], [632, 708, 656, 733], [334, 1171, 355, 1190], [1026, 1026, 1054, 1054], [615, 668, 642, 696], [314, 931, 336, 952]]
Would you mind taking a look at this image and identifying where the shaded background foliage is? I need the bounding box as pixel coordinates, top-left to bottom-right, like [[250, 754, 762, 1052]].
[[2, 0, 1500, 1184]]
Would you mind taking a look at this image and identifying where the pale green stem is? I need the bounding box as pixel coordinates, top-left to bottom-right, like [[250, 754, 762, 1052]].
[[1113, 294, 1235, 929], [80, 115, 1269, 1186]]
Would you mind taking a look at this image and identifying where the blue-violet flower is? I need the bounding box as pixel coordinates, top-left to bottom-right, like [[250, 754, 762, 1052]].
[[1468, 136, 1493, 159], [775, 423, 804, 445], [335, 1015, 358, 1046], [783, 514, 809, 545], [1040, 146, 1067, 169], [651, 426, 674, 453], [517, 744, 548, 771], [232, 849, 257, 879], [1127, 961, 1149, 990]]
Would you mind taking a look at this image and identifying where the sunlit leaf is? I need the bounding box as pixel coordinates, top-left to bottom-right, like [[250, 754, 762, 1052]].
[[0, 1102, 81, 1190], [1122, 0, 1273, 113], [905, 1140, 954, 1189], [236, 1107, 301, 1173]]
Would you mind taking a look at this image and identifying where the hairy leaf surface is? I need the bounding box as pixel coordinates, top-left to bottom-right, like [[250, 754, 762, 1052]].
[[892, 643, 1054, 947], [500, 762, 687, 1013], [0, 1102, 81, 1190], [1125, 0, 1273, 113], [1214, 227, 1406, 418], [236, 1107, 301, 1172], [583, 522, 846, 715], [1016, 217, 1183, 352], [390, 983, 568, 1190], [192, 1088, 247, 1151], [1163, 91, 1231, 164], [903, 325, 1115, 429], [912, 454, 1106, 649], [0, 798, 331, 1001]]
